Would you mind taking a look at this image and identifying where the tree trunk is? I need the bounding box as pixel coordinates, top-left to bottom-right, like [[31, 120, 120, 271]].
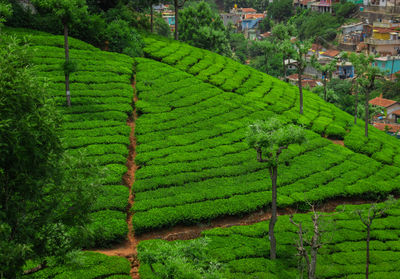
[[354, 83, 358, 124], [282, 56, 286, 81], [64, 23, 71, 107], [323, 75, 327, 101], [366, 225, 370, 279], [174, 0, 179, 40], [365, 89, 369, 138], [298, 71, 304, 115], [269, 166, 278, 260], [151, 4, 154, 33]]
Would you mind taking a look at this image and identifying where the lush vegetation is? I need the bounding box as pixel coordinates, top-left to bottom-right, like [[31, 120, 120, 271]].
[[130, 36, 400, 235], [24, 252, 131, 279], [3, 27, 135, 248], [139, 200, 400, 278]]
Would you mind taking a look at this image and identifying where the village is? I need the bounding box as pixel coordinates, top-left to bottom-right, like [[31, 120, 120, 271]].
[[152, 0, 400, 135]]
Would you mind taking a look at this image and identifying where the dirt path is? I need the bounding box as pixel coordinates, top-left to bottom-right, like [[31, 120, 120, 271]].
[[94, 81, 139, 279], [328, 138, 345, 146], [136, 197, 376, 242]]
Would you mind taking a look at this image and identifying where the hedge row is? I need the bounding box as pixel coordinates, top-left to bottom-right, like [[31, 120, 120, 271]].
[[26, 29, 134, 247], [132, 56, 400, 234], [138, 200, 400, 278]]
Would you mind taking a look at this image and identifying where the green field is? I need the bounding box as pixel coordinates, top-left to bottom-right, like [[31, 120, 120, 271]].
[[7, 27, 400, 278], [138, 200, 400, 279], [131, 37, 400, 234], [5, 27, 134, 247]]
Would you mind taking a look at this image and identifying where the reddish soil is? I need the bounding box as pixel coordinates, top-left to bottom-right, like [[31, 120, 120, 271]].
[[328, 138, 345, 146], [94, 80, 139, 279]]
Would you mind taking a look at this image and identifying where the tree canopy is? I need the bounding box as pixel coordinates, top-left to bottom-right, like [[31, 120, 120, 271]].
[[180, 1, 231, 56]]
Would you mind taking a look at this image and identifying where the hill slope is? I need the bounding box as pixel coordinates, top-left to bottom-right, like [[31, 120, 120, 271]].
[[5, 27, 134, 247], [132, 36, 400, 234]]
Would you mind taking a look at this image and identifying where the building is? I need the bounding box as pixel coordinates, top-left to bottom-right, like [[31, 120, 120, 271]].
[[366, 27, 400, 55], [337, 62, 355, 79], [310, 0, 340, 13], [240, 13, 266, 40], [374, 56, 400, 75], [287, 74, 322, 88], [338, 22, 370, 51], [369, 95, 400, 122]]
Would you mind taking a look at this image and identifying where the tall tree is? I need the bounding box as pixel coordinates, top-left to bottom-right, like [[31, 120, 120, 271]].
[[0, 0, 12, 27], [271, 24, 296, 82], [346, 53, 383, 137], [354, 197, 396, 279], [291, 39, 313, 115], [173, 0, 187, 40], [180, 1, 231, 56], [312, 57, 338, 101], [33, 0, 88, 107], [247, 118, 306, 259]]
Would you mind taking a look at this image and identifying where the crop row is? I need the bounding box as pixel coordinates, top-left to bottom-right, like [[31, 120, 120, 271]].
[[24, 252, 131, 279], [132, 57, 400, 234], [143, 37, 400, 167], [25, 30, 134, 247], [138, 200, 400, 279]]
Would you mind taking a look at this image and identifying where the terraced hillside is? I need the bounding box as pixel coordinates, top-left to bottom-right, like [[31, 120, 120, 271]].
[[4, 27, 134, 247], [139, 200, 400, 279], [132, 37, 400, 234]]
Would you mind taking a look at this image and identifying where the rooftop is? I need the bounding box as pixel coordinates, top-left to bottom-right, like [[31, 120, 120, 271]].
[[373, 123, 400, 133], [321, 49, 340, 58], [369, 96, 398, 107]]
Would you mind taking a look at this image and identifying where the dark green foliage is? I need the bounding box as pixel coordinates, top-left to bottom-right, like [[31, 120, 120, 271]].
[[267, 0, 293, 22], [105, 19, 144, 57], [180, 1, 231, 57]]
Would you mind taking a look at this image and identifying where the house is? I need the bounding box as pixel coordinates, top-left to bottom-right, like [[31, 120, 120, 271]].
[[240, 13, 266, 40], [337, 61, 355, 79], [310, 0, 340, 13], [338, 23, 370, 51], [161, 11, 175, 32], [293, 0, 317, 10], [369, 95, 400, 122], [366, 27, 400, 55], [373, 123, 400, 133], [374, 56, 400, 75]]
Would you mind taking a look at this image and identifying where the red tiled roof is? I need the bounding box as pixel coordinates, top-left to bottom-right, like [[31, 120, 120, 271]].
[[311, 44, 323, 51], [322, 49, 340, 58], [392, 109, 400, 116], [241, 8, 257, 13], [373, 27, 398, 33], [244, 13, 265, 19], [369, 97, 398, 108], [373, 123, 400, 133]]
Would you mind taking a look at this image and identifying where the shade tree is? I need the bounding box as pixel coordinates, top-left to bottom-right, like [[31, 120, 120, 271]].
[[247, 118, 306, 259]]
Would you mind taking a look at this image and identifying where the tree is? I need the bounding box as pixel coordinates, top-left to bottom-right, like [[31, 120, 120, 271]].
[[291, 39, 313, 115], [180, 1, 231, 56], [249, 40, 275, 73], [312, 57, 338, 101], [354, 196, 396, 279], [267, 0, 293, 22], [0, 35, 101, 279], [247, 118, 306, 259], [173, 0, 187, 40], [346, 53, 383, 137], [0, 0, 12, 27], [271, 23, 296, 82], [32, 0, 88, 107], [290, 207, 322, 279]]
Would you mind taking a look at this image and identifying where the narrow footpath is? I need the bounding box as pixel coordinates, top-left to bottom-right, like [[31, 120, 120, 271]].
[[95, 80, 139, 279]]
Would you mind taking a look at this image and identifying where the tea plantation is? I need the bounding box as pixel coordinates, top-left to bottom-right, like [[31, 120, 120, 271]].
[[19, 29, 135, 247], [132, 37, 400, 234], [138, 200, 400, 279], [8, 26, 400, 278]]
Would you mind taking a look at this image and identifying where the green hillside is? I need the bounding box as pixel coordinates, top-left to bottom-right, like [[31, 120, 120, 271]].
[[132, 36, 400, 234], [5, 27, 134, 247], [138, 200, 400, 279]]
